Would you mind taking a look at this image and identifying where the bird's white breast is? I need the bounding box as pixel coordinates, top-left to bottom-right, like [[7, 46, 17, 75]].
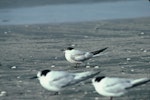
[[93, 78, 126, 97], [39, 76, 61, 91], [65, 50, 82, 63]]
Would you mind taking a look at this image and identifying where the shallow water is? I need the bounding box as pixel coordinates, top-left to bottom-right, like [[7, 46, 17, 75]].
[[0, 0, 150, 25]]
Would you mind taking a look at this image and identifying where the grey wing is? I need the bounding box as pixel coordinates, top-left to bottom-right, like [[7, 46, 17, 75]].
[[71, 50, 93, 61], [104, 78, 132, 93], [50, 73, 75, 88]]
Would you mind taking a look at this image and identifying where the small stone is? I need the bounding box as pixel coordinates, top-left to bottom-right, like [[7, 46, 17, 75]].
[[84, 91, 88, 95], [140, 32, 144, 35], [33, 62, 37, 64], [4, 32, 8, 34], [51, 65, 55, 68], [84, 36, 89, 38], [0, 91, 7, 96], [140, 48, 144, 51], [131, 69, 134, 72], [128, 66, 132, 68], [127, 50, 131, 53], [94, 66, 99, 69], [95, 97, 99, 100], [11, 66, 17, 69], [143, 50, 147, 53], [126, 58, 131, 61], [17, 76, 20, 79], [121, 66, 124, 69], [54, 57, 58, 59], [87, 62, 90, 65], [71, 44, 76, 47], [18, 80, 23, 83], [86, 65, 90, 68], [27, 90, 32, 93]]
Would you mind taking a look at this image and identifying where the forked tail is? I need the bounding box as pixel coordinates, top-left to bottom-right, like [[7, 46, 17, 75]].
[[91, 47, 108, 55], [127, 78, 150, 89]]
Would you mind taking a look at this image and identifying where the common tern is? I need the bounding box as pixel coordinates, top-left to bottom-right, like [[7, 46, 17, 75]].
[[63, 47, 108, 66], [31, 69, 100, 95], [92, 76, 150, 100]]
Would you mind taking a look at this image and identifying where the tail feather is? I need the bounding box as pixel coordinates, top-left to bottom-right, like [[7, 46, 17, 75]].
[[128, 78, 150, 89], [91, 47, 108, 55]]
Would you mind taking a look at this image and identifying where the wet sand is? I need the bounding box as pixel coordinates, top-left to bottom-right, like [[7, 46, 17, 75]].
[[0, 17, 150, 100]]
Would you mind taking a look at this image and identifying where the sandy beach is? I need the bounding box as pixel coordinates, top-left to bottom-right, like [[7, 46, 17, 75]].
[[0, 17, 150, 100], [0, 0, 150, 100]]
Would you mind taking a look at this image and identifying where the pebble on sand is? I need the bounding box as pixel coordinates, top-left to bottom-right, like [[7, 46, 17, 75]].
[[126, 58, 131, 61], [51, 65, 55, 68], [86, 65, 90, 68], [71, 44, 76, 47], [4, 32, 8, 34], [140, 32, 144, 35], [121, 66, 125, 69], [143, 50, 147, 53], [95, 97, 99, 100], [131, 69, 134, 72], [11, 66, 17, 69], [0, 91, 7, 96], [54, 57, 58, 59], [140, 48, 147, 52], [94, 66, 99, 69]]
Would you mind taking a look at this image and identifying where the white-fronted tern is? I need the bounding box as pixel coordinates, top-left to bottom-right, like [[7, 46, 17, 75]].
[[63, 47, 108, 66], [31, 69, 100, 95], [92, 76, 150, 100]]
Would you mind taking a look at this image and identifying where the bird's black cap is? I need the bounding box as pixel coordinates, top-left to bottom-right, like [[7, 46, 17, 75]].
[[95, 76, 105, 82], [41, 69, 51, 76], [66, 47, 74, 50]]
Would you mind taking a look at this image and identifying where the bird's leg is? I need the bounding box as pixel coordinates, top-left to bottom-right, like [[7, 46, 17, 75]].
[[110, 97, 113, 100], [74, 63, 79, 68], [54, 92, 59, 95], [76, 63, 79, 67]]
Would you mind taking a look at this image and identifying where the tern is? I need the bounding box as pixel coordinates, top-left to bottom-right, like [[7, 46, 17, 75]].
[[92, 76, 150, 100], [31, 69, 100, 95], [63, 47, 108, 66]]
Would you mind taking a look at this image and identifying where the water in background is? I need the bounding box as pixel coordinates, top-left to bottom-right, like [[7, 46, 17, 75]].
[[0, 0, 150, 25]]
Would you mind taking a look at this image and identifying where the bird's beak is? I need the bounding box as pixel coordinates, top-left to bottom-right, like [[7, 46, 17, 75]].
[[30, 76, 38, 79]]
